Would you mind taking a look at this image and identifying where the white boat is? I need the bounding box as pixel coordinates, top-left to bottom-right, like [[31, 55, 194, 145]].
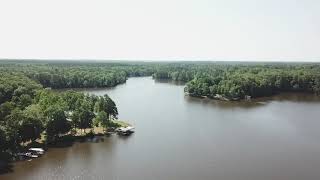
[[28, 148, 45, 155], [116, 126, 135, 135]]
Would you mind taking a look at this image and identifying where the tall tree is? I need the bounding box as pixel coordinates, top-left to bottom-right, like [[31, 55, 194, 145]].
[[45, 105, 71, 142], [0, 125, 8, 152], [4, 109, 24, 149], [19, 104, 45, 143], [104, 94, 118, 120], [94, 94, 118, 120], [72, 100, 95, 133], [93, 111, 109, 131], [0, 102, 14, 122]]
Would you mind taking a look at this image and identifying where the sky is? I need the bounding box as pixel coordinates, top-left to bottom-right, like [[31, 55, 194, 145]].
[[0, 0, 319, 61]]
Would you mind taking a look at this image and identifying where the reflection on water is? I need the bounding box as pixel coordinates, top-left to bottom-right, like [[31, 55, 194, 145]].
[[3, 77, 320, 180], [185, 96, 267, 109], [185, 92, 320, 109], [154, 78, 186, 86]]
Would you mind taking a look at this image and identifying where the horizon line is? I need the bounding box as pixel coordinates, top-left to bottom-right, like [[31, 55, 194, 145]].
[[1, 58, 320, 63]]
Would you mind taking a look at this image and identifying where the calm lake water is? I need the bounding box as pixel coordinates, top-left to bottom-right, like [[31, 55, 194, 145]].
[[3, 77, 320, 180]]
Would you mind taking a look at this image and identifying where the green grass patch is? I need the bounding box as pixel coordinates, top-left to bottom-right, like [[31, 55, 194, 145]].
[[111, 120, 131, 127]]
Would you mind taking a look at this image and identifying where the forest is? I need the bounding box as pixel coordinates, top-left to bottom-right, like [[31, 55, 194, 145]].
[[1, 60, 320, 159], [0, 71, 120, 160], [152, 62, 320, 99], [0, 61, 154, 88]]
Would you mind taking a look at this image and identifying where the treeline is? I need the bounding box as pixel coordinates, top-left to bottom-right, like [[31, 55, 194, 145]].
[[152, 63, 320, 99], [0, 62, 154, 89], [2, 60, 320, 102], [0, 72, 119, 154], [1, 61, 320, 153]]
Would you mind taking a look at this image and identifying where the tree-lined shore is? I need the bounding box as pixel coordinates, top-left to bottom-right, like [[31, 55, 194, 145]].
[[151, 63, 320, 99], [1, 60, 320, 162], [2, 61, 320, 100], [0, 72, 122, 164]]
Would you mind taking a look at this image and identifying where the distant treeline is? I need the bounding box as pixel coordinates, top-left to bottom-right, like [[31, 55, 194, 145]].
[[1, 61, 320, 155], [1, 61, 320, 99], [0, 62, 154, 88], [152, 63, 320, 99]]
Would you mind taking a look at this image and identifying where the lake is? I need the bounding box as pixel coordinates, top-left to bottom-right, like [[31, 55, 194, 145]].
[[3, 77, 320, 180]]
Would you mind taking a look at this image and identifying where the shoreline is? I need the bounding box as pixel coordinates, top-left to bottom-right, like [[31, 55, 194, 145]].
[[185, 91, 320, 102], [0, 120, 132, 175]]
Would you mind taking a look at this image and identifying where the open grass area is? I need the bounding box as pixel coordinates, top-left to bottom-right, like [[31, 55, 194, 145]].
[[112, 120, 131, 127]]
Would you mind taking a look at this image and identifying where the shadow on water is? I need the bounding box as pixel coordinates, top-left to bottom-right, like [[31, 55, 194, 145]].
[[254, 92, 320, 103], [53, 81, 129, 94], [0, 161, 13, 175], [185, 96, 268, 109], [47, 134, 112, 148], [46, 135, 76, 148], [117, 133, 135, 140], [86, 136, 106, 143], [0, 134, 113, 178], [9, 144, 72, 179], [154, 79, 186, 86]]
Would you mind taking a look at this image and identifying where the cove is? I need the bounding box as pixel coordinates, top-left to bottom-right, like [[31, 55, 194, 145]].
[[3, 77, 320, 180]]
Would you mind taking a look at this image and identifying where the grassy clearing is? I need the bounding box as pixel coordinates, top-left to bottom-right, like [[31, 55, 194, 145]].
[[112, 120, 131, 127], [74, 120, 131, 135]]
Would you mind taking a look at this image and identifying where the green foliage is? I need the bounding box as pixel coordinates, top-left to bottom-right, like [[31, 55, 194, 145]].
[[152, 63, 320, 99], [0, 126, 7, 151], [0, 72, 41, 104], [94, 111, 109, 129], [0, 62, 154, 89], [1, 60, 320, 153], [0, 69, 119, 152], [19, 113, 43, 143], [20, 105, 45, 142], [62, 90, 86, 111], [0, 102, 14, 122], [45, 105, 71, 141], [4, 109, 24, 147], [94, 94, 118, 120], [71, 99, 95, 131]]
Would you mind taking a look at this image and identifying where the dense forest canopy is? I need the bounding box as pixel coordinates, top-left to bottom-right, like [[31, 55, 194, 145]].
[[151, 63, 320, 99], [1, 60, 320, 156], [0, 61, 154, 88], [1, 60, 320, 99], [0, 64, 121, 155], [0, 61, 320, 99]]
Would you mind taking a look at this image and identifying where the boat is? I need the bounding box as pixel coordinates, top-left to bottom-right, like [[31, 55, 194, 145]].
[[25, 152, 38, 158], [116, 126, 135, 136], [28, 148, 45, 155], [17, 152, 39, 158]]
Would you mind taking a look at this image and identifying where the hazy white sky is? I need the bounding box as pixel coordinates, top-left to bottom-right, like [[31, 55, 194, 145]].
[[0, 0, 319, 61]]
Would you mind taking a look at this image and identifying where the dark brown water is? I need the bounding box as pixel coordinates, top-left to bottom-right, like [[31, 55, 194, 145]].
[[3, 77, 320, 180]]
